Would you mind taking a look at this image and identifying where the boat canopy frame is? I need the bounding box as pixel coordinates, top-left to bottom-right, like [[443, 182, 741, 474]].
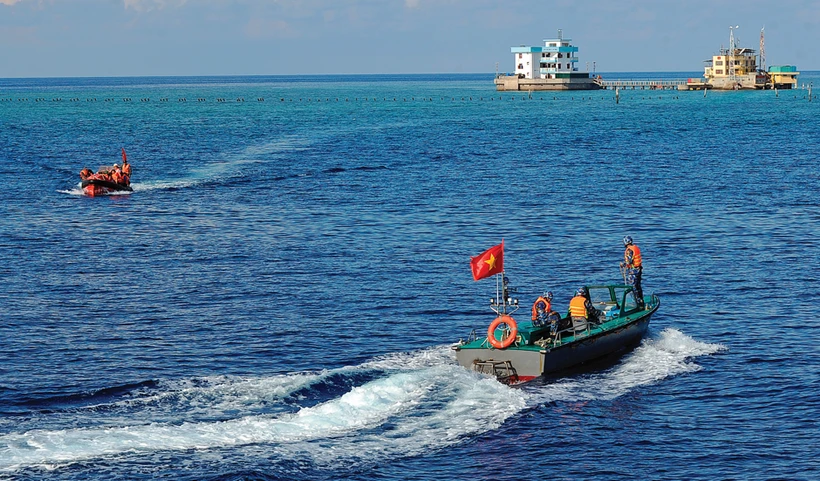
[[586, 284, 642, 318], [534, 284, 644, 345]]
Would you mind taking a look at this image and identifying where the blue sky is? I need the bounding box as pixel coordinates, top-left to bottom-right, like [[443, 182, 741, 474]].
[[1, 0, 817, 77]]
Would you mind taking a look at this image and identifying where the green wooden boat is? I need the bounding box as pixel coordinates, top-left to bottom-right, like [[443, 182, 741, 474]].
[[453, 281, 660, 384]]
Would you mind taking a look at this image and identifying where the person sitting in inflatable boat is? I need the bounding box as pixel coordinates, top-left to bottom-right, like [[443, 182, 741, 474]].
[[79, 164, 133, 196]]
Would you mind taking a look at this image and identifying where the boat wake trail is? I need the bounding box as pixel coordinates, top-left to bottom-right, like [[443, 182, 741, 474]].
[[57, 136, 317, 195], [0, 348, 522, 471], [132, 136, 316, 192], [0, 329, 723, 472], [524, 327, 726, 404]]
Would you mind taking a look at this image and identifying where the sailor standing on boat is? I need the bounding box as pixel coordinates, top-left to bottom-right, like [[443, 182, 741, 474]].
[[121, 149, 132, 186], [621, 236, 644, 309]]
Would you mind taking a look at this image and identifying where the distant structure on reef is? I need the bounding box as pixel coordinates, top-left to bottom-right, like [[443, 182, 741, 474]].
[[494, 30, 603, 91], [685, 26, 799, 90], [495, 27, 800, 92]]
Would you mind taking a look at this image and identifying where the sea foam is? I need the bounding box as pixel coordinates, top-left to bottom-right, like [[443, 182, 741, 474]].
[[0, 329, 723, 471]]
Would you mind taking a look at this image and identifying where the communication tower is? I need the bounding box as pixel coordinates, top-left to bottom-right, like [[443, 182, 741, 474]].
[[728, 26, 739, 85]]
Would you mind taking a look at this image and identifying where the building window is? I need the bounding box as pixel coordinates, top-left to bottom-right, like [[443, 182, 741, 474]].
[[716, 69, 723, 74], [518, 53, 522, 59], [558, 64, 562, 69], [518, 64, 523, 69]]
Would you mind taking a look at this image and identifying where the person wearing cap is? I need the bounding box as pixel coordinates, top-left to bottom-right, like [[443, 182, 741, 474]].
[[532, 290, 564, 340], [620, 236, 644, 309], [568, 286, 602, 335], [531, 291, 553, 324], [111, 164, 125, 185]]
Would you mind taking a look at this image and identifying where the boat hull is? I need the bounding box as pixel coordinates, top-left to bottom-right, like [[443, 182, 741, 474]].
[[454, 298, 658, 382], [81, 179, 132, 197]]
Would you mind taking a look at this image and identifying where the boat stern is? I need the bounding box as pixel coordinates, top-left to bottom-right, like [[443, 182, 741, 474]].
[[453, 341, 546, 383]]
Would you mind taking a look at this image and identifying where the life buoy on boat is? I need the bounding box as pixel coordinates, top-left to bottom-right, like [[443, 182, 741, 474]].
[[487, 315, 518, 349]]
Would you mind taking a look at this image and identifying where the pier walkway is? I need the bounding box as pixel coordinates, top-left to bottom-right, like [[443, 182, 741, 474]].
[[597, 79, 687, 90]]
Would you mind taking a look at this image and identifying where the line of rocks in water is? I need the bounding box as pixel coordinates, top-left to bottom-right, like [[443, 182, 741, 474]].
[[0, 96, 690, 102], [2, 94, 816, 103]]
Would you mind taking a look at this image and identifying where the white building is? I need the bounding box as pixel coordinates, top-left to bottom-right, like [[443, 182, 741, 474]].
[[511, 30, 580, 79]]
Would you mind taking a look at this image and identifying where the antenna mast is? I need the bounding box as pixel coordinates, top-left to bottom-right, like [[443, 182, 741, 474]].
[[728, 26, 739, 85], [759, 27, 766, 72], [728, 26, 738, 86]]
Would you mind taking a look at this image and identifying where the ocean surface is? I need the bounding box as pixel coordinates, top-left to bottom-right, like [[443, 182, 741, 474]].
[[1, 73, 818, 480]]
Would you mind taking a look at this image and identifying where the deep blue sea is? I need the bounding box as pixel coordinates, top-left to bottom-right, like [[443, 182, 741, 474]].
[[1, 73, 818, 480]]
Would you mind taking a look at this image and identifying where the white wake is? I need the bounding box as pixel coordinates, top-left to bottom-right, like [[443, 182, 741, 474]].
[[0, 328, 723, 471]]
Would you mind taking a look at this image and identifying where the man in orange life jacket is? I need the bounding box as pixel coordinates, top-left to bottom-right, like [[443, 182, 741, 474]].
[[568, 286, 602, 335], [533, 291, 563, 338], [121, 156, 131, 185], [111, 164, 124, 185], [531, 291, 553, 324], [620, 236, 644, 309]]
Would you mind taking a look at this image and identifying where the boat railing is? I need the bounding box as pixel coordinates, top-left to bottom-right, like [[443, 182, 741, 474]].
[[557, 297, 657, 345], [539, 308, 624, 347], [534, 321, 594, 348], [557, 321, 596, 343], [466, 329, 477, 343]]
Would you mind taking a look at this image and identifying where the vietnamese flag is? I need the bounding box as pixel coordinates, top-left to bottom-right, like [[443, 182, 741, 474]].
[[121, 148, 127, 163], [470, 240, 504, 281]]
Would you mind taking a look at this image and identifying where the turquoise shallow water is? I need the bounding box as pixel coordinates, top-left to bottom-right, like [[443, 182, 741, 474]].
[[1, 73, 819, 480]]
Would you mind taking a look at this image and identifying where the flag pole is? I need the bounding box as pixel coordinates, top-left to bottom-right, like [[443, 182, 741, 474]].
[[501, 271, 506, 315], [495, 273, 501, 316], [497, 270, 509, 315], [492, 272, 506, 316]]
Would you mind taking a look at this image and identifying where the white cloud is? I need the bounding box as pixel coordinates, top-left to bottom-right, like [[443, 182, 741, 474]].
[[244, 17, 296, 39], [0, 0, 23, 5], [124, 0, 188, 12], [405, 0, 420, 8]]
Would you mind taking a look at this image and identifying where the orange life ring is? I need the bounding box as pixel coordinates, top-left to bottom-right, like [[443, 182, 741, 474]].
[[487, 315, 518, 349]]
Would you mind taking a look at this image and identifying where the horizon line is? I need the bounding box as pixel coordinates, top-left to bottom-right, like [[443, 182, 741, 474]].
[[6, 70, 818, 81]]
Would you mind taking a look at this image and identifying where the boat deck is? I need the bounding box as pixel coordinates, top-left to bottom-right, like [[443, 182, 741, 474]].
[[458, 300, 657, 352]]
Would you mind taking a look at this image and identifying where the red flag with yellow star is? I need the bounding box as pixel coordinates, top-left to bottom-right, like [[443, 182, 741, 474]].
[[470, 240, 504, 281]]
